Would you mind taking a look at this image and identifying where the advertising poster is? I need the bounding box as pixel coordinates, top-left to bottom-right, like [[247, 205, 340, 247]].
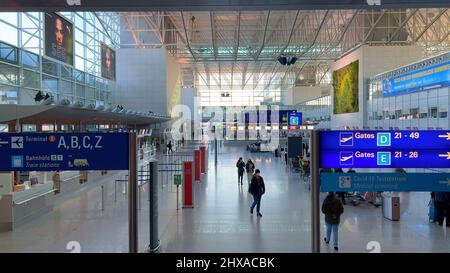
[[45, 12, 74, 66], [333, 60, 359, 114], [101, 43, 116, 80]]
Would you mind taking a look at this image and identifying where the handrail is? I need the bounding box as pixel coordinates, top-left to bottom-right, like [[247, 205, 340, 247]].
[[61, 174, 82, 182], [14, 189, 56, 205]]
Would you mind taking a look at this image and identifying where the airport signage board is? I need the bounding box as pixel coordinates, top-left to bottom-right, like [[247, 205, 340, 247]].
[[382, 61, 450, 97], [320, 173, 450, 192], [320, 131, 450, 168], [0, 133, 129, 171], [288, 112, 302, 129], [174, 174, 182, 186], [2, 0, 449, 11]]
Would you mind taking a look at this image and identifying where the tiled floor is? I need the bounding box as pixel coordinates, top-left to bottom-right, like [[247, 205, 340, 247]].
[[0, 142, 448, 253]]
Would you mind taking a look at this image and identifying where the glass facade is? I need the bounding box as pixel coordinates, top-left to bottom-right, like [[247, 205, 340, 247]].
[[0, 12, 120, 106], [295, 95, 331, 128], [368, 52, 449, 130], [198, 71, 283, 107]]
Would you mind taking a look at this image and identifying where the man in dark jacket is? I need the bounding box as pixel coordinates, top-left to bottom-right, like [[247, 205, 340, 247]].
[[236, 157, 246, 185], [249, 169, 265, 217], [431, 192, 450, 226], [322, 192, 344, 251]]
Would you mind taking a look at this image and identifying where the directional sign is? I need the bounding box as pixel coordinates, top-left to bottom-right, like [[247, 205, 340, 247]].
[[321, 131, 450, 150], [0, 133, 129, 171], [321, 149, 450, 168], [320, 130, 450, 168], [174, 174, 182, 186], [320, 173, 450, 192]]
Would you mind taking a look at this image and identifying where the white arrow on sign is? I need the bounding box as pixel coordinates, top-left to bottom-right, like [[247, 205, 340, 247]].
[[439, 179, 450, 186]]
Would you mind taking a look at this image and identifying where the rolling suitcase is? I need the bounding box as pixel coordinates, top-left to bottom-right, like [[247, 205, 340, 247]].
[[428, 200, 438, 223]]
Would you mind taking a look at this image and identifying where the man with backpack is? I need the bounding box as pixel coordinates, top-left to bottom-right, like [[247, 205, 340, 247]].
[[249, 169, 265, 217]]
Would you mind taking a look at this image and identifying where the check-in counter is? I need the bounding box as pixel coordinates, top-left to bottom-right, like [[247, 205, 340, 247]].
[[0, 170, 116, 231]]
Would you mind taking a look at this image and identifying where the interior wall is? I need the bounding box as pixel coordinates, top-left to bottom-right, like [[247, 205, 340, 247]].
[[115, 48, 168, 115], [331, 45, 424, 129]]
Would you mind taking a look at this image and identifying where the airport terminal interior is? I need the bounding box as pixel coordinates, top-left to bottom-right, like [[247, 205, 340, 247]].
[[0, 3, 449, 253]]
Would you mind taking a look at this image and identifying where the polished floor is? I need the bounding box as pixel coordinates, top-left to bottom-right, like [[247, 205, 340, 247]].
[[0, 142, 449, 253]]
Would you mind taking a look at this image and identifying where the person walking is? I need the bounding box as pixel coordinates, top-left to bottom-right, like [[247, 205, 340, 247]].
[[245, 159, 255, 184], [322, 192, 344, 251], [431, 192, 450, 226], [249, 169, 265, 217], [284, 148, 288, 165], [236, 157, 246, 185], [167, 140, 173, 154]]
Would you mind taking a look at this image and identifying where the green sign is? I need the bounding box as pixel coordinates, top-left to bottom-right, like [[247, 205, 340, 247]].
[[174, 174, 182, 186]]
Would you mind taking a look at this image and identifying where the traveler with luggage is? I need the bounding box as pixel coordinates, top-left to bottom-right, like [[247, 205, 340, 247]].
[[322, 192, 344, 251], [249, 169, 265, 217]]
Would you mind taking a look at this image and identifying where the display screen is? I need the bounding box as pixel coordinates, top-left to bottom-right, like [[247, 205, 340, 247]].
[[382, 61, 450, 97], [101, 43, 116, 81], [288, 112, 302, 128], [333, 60, 359, 114], [44, 12, 73, 66]]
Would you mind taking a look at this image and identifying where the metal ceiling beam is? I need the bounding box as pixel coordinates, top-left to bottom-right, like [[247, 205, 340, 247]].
[[123, 13, 142, 48], [363, 10, 387, 43], [142, 12, 164, 44], [415, 8, 448, 42], [298, 10, 330, 58], [388, 9, 418, 42], [234, 11, 241, 62], [176, 57, 336, 63], [335, 9, 359, 48], [210, 12, 218, 61], [262, 62, 282, 91], [317, 64, 331, 84], [231, 62, 235, 90], [241, 62, 249, 88], [219, 62, 222, 90], [255, 11, 271, 60], [280, 10, 300, 54], [203, 62, 211, 89], [180, 11, 197, 62], [94, 12, 116, 46]]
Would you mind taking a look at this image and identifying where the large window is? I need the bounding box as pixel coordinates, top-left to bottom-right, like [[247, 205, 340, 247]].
[[0, 11, 117, 105]]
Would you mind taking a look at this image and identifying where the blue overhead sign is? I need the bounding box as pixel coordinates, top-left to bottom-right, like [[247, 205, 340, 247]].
[[0, 133, 129, 171], [288, 112, 302, 127], [321, 131, 450, 150], [382, 61, 450, 97], [320, 173, 450, 192], [320, 131, 450, 168]]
